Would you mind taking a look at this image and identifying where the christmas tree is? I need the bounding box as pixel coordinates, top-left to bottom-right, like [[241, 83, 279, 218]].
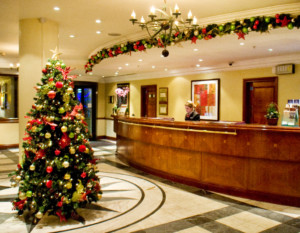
[[10, 51, 102, 222]]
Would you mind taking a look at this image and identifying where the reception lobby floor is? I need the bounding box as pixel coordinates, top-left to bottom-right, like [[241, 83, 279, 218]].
[[0, 140, 300, 233]]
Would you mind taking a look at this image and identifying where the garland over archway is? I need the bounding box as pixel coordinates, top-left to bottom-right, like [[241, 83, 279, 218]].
[[85, 13, 300, 73]]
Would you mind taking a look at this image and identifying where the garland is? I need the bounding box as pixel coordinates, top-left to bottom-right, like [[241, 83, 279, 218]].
[[85, 13, 300, 73]]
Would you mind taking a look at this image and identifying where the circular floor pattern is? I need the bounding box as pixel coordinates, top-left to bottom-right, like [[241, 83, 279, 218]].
[[0, 172, 165, 233]]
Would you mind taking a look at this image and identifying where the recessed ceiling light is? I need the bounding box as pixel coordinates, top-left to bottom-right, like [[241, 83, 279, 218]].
[[96, 31, 101, 34], [193, 48, 198, 52], [102, 76, 105, 78], [268, 48, 273, 52], [164, 68, 168, 71], [69, 35, 75, 38], [118, 67, 122, 70], [89, 72, 93, 75], [161, 55, 164, 58], [95, 19, 101, 24], [125, 63, 129, 66], [198, 59, 203, 62], [196, 64, 200, 67], [10, 63, 13, 68], [78, 74, 82, 77], [138, 59, 143, 62], [16, 63, 20, 67], [53, 6, 60, 11], [152, 65, 156, 69], [240, 42, 245, 46]]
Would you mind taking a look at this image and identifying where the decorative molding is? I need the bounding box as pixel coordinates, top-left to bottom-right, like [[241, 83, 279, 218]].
[[0, 118, 19, 123], [96, 136, 116, 141]]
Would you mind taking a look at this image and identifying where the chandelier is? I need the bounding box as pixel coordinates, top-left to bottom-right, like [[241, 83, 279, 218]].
[[129, 1, 198, 57]]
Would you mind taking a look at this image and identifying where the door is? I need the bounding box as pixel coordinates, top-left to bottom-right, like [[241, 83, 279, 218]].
[[141, 85, 157, 117], [243, 77, 278, 124], [74, 82, 97, 140]]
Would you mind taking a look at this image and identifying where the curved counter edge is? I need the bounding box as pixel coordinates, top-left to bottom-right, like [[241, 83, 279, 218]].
[[114, 116, 300, 207]]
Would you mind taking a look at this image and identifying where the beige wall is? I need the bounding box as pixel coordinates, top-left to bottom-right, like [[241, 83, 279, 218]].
[[0, 123, 19, 144], [105, 65, 300, 122]]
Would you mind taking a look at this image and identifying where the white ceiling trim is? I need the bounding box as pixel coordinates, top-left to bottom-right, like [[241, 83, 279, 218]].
[[102, 53, 300, 83]]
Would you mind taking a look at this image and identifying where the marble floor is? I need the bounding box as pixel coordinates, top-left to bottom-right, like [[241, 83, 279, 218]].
[[0, 140, 300, 233]]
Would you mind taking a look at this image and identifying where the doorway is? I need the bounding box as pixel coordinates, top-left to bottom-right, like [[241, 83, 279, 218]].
[[74, 82, 97, 140], [141, 85, 157, 117], [243, 77, 278, 124]]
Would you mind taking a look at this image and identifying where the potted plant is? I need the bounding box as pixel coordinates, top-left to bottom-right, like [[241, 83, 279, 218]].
[[265, 102, 280, 125]]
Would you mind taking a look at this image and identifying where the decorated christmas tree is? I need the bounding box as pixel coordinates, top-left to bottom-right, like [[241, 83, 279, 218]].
[[9, 50, 102, 223]]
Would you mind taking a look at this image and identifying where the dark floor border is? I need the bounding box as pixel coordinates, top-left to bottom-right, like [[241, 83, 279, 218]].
[[96, 136, 116, 141]]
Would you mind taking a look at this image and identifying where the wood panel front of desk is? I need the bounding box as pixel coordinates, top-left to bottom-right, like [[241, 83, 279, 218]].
[[114, 118, 300, 207]]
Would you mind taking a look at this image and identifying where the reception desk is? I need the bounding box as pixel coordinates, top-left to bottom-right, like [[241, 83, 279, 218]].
[[113, 116, 300, 207]]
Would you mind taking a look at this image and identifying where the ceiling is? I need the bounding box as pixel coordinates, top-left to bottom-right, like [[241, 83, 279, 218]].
[[0, 0, 300, 82]]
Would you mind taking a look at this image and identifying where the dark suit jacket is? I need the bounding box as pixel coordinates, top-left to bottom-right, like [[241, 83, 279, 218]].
[[185, 111, 200, 121]]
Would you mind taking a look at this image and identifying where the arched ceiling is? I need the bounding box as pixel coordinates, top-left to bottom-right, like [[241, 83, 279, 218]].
[[0, 0, 299, 82]]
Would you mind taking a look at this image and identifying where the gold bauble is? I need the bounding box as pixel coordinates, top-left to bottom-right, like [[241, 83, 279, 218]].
[[35, 211, 43, 219], [87, 163, 92, 168], [31, 126, 37, 132], [97, 194, 102, 200], [45, 132, 51, 139], [64, 173, 71, 180], [15, 175, 21, 181], [69, 147, 76, 154], [67, 87, 73, 94], [61, 126, 68, 133], [85, 148, 89, 154], [47, 140, 53, 147], [65, 182, 72, 189], [19, 192, 26, 200], [30, 164, 36, 171], [76, 113, 81, 119], [76, 127, 80, 133], [194, 30, 199, 36], [46, 62, 51, 68], [62, 161, 70, 168], [36, 105, 42, 111], [11, 181, 17, 187], [81, 116, 85, 120], [26, 123, 31, 128]]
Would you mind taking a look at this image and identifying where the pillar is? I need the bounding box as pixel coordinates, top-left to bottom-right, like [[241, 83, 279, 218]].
[[19, 18, 59, 155]]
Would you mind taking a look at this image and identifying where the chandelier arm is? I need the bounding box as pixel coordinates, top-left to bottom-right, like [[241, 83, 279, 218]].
[[155, 9, 169, 17], [145, 27, 153, 38], [151, 27, 164, 39]]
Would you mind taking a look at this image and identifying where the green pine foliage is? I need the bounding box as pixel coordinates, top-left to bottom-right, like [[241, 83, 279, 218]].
[[9, 58, 102, 222]]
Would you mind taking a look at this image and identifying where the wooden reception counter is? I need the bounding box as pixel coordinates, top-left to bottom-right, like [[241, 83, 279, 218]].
[[113, 116, 300, 207]]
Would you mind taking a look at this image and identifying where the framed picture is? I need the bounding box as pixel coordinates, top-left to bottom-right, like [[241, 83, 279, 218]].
[[191, 79, 220, 121], [159, 87, 168, 103], [159, 104, 168, 115], [116, 83, 130, 109]]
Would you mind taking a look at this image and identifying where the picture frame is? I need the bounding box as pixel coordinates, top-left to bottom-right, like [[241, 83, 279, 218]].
[[116, 83, 130, 109], [191, 79, 220, 121], [159, 87, 168, 103], [159, 104, 168, 115]]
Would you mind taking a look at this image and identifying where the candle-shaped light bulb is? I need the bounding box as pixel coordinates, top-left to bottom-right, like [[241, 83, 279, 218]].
[[175, 20, 179, 26], [150, 6, 155, 15], [174, 4, 179, 13], [141, 16, 145, 24], [193, 16, 197, 25], [188, 10, 192, 19], [131, 10, 136, 19]]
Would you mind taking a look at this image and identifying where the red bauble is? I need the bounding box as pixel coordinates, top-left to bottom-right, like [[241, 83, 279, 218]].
[[46, 180, 52, 188], [49, 77, 54, 82], [48, 90, 56, 99], [56, 82, 63, 89], [81, 172, 87, 178], [42, 68, 47, 74], [202, 28, 207, 34], [46, 166, 53, 173], [276, 18, 280, 24], [255, 20, 259, 25], [79, 145, 86, 152], [253, 25, 257, 30], [275, 14, 280, 19], [55, 149, 61, 156]]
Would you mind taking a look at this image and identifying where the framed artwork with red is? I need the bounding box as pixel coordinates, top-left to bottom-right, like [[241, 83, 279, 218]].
[[191, 79, 220, 120]]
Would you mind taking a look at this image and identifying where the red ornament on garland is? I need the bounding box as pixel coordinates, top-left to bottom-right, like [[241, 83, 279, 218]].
[[202, 28, 207, 34], [48, 90, 56, 99], [46, 180, 52, 188], [81, 172, 87, 178], [42, 68, 47, 74], [49, 77, 54, 82], [55, 82, 63, 89], [78, 145, 86, 152], [46, 166, 53, 173]]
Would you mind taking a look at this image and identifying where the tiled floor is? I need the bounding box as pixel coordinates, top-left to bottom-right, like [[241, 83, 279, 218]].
[[0, 140, 300, 233]]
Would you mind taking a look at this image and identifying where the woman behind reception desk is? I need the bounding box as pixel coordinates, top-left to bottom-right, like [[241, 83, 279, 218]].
[[185, 101, 200, 121]]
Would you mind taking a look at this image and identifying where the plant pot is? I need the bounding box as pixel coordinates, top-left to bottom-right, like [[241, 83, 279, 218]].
[[267, 118, 278, 126]]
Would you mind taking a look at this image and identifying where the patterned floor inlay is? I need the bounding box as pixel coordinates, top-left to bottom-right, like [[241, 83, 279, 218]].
[[0, 140, 300, 233]]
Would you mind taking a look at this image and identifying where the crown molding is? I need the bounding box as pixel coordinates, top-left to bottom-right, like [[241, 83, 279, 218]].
[[102, 53, 300, 83]]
